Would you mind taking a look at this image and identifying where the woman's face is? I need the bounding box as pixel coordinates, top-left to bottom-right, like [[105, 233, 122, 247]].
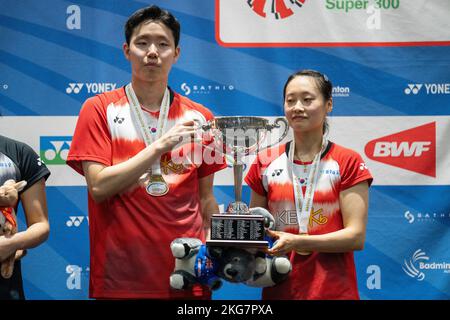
[[284, 76, 332, 134]]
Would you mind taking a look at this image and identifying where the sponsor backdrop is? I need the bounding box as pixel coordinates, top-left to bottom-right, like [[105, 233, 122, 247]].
[[0, 0, 449, 299]]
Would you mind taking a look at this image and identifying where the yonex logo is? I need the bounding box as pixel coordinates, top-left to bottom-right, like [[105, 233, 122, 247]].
[[248, 0, 306, 19], [40, 136, 72, 165], [359, 163, 368, 170], [37, 157, 44, 166], [66, 82, 117, 94], [66, 83, 84, 94], [404, 84, 422, 95], [272, 169, 283, 177], [114, 116, 125, 124], [365, 122, 436, 177], [66, 216, 88, 227], [405, 83, 450, 95]]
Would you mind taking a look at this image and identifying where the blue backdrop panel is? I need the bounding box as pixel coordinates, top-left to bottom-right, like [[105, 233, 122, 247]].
[[1, 0, 449, 299]]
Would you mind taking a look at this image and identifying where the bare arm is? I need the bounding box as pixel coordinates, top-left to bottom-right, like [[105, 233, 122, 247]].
[[82, 121, 198, 203], [268, 181, 369, 255], [0, 178, 50, 261], [82, 145, 162, 203], [198, 174, 220, 240]]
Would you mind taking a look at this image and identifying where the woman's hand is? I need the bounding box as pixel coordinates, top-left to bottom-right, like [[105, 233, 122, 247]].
[[266, 229, 301, 256], [0, 180, 27, 207]]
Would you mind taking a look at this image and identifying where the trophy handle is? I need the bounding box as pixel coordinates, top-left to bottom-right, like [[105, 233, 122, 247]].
[[263, 117, 289, 150], [201, 122, 213, 131]]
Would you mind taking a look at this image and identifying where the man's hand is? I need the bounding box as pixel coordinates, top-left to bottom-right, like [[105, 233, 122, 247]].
[[153, 120, 201, 154]]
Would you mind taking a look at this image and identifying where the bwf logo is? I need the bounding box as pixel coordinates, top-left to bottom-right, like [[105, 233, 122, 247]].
[[248, 0, 306, 19], [66, 82, 117, 94], [364, 122, 436, 177]]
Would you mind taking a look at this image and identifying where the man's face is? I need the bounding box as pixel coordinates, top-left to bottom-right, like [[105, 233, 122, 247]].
[[123, 21, 180, 83]]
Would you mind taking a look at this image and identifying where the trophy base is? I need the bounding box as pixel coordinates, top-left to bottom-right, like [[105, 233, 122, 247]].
[[210, 214, 266, 245], [206, 240, 269, 249]]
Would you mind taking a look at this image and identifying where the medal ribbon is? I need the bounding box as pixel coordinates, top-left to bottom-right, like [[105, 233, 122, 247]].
[[1, 207, 16, 228], [126, 83, 170, 175], [288, 139, 327, 234]]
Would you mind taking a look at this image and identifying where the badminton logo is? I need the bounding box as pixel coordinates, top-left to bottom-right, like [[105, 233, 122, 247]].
[[402, 249, 429, 281], [248, 0, 306, 19]]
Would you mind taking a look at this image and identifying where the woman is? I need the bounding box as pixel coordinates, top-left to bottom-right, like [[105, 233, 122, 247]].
[[0, 134, 50, 299], [245, 70, 373, 300]]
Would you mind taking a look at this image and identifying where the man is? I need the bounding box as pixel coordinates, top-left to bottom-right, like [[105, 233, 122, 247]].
[[67, 5, 226, 299], [0, 134, 50, 300]]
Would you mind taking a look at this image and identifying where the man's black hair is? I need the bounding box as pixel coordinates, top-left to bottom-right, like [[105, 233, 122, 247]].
[[124, 5, 180, 47]]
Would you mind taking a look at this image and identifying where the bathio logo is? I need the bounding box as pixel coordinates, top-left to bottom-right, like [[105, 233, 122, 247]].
[[40, 136, 72, 165], [404, 210, 450, 224], [180, 82, 234, 96], [66, 82, 117, 94], [181, 83, 191, 95], [403, 249, 450, 281], [405, 83, 450, 95], [248, 0, 306, 20], [404, 211, 415, 223], [364, 122, 436, 177]]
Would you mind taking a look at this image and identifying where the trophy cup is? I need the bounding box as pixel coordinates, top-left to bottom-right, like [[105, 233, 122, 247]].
[[201, 116, 288, 248]]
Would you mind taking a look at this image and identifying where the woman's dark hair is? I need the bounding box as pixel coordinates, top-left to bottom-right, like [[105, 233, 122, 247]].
[[283, 69, 332, 101], [283, 69, 333, 134], [124, 5, 181, 47]]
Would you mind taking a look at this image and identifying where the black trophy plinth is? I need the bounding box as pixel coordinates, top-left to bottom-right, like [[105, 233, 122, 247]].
[[206, 214, 268, 248]]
